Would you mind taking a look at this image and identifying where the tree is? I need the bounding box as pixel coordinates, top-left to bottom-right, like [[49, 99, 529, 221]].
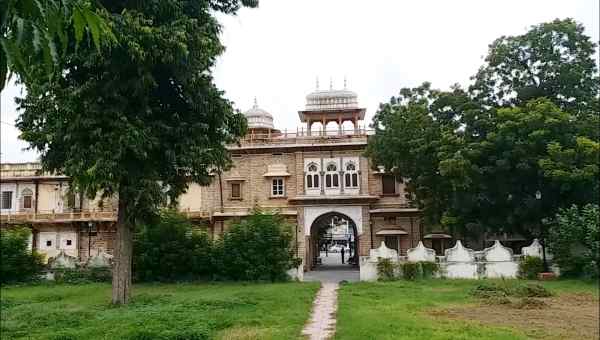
[[547, 204, 599, 278], [366, 82, 476, 229], [441, 99, 599, 239], [1, 0, 115, 90], [470, 18, 598, 115], [16, 0, 256, 304]]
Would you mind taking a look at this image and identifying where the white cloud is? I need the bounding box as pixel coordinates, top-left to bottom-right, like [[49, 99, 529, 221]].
[[1, 0, 598, 162]]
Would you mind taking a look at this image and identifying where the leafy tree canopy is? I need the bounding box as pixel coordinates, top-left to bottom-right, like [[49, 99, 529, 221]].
[[368, 18, 599, 238], [470, 18, 599, 115], [1, 0, 116, 90], [15, 0, 257, 303]]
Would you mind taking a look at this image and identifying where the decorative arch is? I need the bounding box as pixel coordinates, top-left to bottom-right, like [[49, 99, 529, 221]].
[[304, 206, 363, 236], [325, 162, 339, 188], [344, 161, 358, 188], [306, 162, 320, 189]]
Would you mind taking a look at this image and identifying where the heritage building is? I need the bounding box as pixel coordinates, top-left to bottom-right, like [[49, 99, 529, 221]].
[[0, 85, 422, 273]]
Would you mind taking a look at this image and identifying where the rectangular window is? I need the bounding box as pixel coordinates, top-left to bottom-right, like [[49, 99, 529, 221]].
[[230, 183, 242, 199], [23, 195, 32, 209], [66, 240, 72, 246], [382, 175, 397, 195], [325, 174, 331, 187], [46, 240, 52, 247], [307, 175, 313, 188], [1, 191, 12, 209], [272, 178, 284, 197]]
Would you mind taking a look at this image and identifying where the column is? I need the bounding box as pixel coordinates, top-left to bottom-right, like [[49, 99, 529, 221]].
[[339, 156, 345, 194], [320, 157, 325, 195], [358, 170, 363, 194], [338, 117, 343, 135]]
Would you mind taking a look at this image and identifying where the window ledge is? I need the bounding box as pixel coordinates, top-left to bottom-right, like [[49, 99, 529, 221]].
[[380, 193, 400, 197], [269, 196, 287, 199], [229, 197, 243, 201]]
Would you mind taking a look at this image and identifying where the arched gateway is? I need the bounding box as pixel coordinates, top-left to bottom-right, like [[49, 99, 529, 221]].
[[305, 209, 362, 271]]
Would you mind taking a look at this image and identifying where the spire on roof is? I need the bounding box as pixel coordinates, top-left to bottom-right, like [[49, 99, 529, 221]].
[[329, 77, 333, 90], [253, 97, 258, 108], [316, 77, 319, 91], [344, 76, 347, 89]]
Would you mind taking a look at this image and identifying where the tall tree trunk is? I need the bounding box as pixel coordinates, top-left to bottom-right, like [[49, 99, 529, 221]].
[[112, 196, 132, 304]]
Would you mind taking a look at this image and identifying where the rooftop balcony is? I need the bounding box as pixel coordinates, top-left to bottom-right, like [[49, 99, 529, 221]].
[[234, 128, 374, 149]]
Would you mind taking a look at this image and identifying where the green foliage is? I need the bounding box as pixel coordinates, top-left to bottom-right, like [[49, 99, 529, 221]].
[[470, 18, 598, 115], [376, 258, 397, 281], [0, 282, 319, 340], [1, 0, 116, 90], [547, 204, 599, 278], [53, 267, 111, 284], [15, 0, 257, 302], [518, 256, 544, 280], [470, 280, 552, 299], [0, 227, 44, 283], [367, 18, 599, 238], [215, 210, 300, 282], [377, 259, 439, 281], [133, 210, 213, 282], [399, 261, 438, 280]]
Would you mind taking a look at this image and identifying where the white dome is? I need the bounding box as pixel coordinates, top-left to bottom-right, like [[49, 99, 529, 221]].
[[305, 88, 359, 111], [243, 99, 274, 129]]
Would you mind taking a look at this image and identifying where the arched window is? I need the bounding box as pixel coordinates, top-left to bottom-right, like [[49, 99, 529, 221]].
[[325, 163, 339, 188], [306, 163, 319, 189], [21, 188, 33, 209], [344, 162, 358, 188]]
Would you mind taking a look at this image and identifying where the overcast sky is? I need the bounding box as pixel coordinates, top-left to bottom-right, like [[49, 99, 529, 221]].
[[1, 0, 598, 163]]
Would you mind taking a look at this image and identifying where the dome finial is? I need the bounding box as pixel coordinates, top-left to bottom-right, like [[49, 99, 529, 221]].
[[329, 77, 333, 90], [316, 77, 319, 91], [344, 75, 347, 89], [253, 97, 258, 108]]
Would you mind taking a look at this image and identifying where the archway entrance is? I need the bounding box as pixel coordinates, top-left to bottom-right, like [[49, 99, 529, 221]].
[[308, 212, 359, 271]]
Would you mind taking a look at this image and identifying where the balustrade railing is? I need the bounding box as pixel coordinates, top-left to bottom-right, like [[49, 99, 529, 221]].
[[240, 128, 374, 146]]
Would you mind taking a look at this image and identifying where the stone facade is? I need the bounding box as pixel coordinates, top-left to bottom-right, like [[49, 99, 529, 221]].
[[1, 86, 421, 274]]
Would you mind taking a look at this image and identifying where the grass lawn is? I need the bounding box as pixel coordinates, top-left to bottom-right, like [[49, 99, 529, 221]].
[[335, 279, 598, 340], [1, 281, 320, 340]]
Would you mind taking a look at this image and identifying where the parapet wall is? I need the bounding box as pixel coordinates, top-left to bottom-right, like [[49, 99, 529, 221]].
[[360, 239, 555, 281]]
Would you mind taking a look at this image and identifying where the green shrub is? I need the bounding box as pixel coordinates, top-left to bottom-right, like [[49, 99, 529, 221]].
[[216, 210, 300, 282], [513, 283, 552, 297], [470, 281, 552, 299], [518, 256, 544, 279], [53, 267, 112, 284], [133, 210, 213, 282], [419, 261, 439, 279], [399, 261, 438, 280], [547, 204, 599, 278], [376, 258, 397, 281], [0, 227, 44, 283]]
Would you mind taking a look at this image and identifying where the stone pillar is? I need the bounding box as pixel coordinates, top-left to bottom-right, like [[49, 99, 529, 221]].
[[339, 156, 345, 194], [302, 171, 307, 195], [338, 117, 343, 135], [307, 120, 311, 136], [358, 170, 363, 194], [320, 157, 325, 194]]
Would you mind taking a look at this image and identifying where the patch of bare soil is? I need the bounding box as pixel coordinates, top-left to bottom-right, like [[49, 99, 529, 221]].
[[428, 293, 599, 340]]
